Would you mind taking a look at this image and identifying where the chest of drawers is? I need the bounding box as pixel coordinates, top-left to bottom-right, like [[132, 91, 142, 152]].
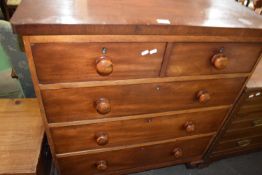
[[11, 0, 262, 174], [209, 59, 262, 160]]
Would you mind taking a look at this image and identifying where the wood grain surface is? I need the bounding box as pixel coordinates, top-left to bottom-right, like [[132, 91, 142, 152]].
[[166, 43, 261, 76], [50, 108, 227, 153], [41, 78, 245, 123], [57, 135, 212, 175], [32, 43, 166, 83], [11, 0, 262, 36], [0, 99, 44, 175]]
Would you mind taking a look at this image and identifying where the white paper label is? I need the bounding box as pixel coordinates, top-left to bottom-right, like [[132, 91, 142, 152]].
[[141, 50, 149, 56], [256, 92, 261, 96], [156, 19, 171, 24], [150, 49, 158, 55], [249, 94, 254, 98]]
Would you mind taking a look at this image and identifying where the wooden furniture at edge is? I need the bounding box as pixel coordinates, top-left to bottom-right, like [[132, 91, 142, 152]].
[[209, 57, 262, 159], [11, 0, 262, 174], [0, 99, 51, 175]]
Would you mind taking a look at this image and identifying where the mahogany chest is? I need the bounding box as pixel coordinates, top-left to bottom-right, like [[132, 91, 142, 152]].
[[209, 59, 262, 159], [11, 0, 262, 174]]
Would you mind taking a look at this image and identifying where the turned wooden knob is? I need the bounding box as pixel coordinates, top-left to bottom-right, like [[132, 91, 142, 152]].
[[211, 53, 229, 70], [173, 148, 183, 158], [184, 121, 195, 133], [96, 56, 113, 76], [95, 132, 109, 146], [96, 98, 111, 114], [96, 160, 107, 171], [197, 90, 211, 103]]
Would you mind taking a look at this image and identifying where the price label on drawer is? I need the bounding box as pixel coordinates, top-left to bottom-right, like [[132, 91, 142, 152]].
[[141, 49, 158, 56]]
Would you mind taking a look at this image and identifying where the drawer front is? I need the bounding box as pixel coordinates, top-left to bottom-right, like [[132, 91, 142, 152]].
[[222, 126, 262, 141], [32, 43, 166, 83], [166, 43, 261, 76], [238, 104, 262, 115], [42, 78, 245, 123], [235, 110, 262, 122], [214, 135, 262, 153], [243, 89, 262, 106], [230, 118, 262, 130], [58, 135, 212, 175], [51, 108, 227, 153]]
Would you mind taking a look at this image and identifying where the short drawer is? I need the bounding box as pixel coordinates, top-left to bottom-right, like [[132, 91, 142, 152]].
[[51, 108, 227, 153], [243, 89, 262, 106], [166, 43, 261, 76], [32, 43, 166, 83], [42, 78, 245, 123], [214, 135, 262, 153], [58, 135, 212, 175]]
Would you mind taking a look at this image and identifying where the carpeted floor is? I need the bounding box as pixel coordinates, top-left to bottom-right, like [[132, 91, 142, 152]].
[[131, 151, 262, 175]]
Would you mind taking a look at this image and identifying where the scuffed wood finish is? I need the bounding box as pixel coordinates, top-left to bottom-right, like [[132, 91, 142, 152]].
[[57, 135, 212, 175], [51, 108, 227, 153], [0, 99, 44, 175], [42, 78, 245, 123], [11, 0, 262, 36], [32, 43, 166, 83], [166, 43, 261, 76]]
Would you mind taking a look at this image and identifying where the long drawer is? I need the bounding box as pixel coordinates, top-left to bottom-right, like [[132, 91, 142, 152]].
[[166, 43, 261, 76], [214, 134, 262, 153], [222, 126, 262, 141], [229, 118, 262, 130], [32, 43, 166, 83], [42, 78, 245, 123], [51, 108, 227, 153], [57, 135, 212, 175]]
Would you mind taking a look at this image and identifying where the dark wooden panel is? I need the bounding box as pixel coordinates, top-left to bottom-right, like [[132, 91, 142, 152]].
[[214, 135, 262, 153], [238, 104, 262, 115], [229, 118, 262, 130], [234, 110, 262, 122], [42, 78, 245, 123], [58, 135, 212, 175], [51, 108, 227, 153], [211, 143, 262, 159], [222, 126, 262, 141], [32, 43, 166, 83], [243, 90, 262, 106], [166, 43, 261, 76]]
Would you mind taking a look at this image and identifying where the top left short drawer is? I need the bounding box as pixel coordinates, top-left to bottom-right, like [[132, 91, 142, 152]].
[[31, 42, 166, 84]]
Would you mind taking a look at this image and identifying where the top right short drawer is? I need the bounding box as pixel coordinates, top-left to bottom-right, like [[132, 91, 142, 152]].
[[166, 43, 261, 76]]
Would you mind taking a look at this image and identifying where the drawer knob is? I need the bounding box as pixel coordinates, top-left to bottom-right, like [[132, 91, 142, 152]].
[[96, 57, 113, 76], [238, 140, 251, 147], [211, 53, 229, 70], [95, 132, 109, 146], [172, 147, 183, 158], [184, 121, 195, 133], [96, 98, 111, 114], [96, 160, 108, 171], [197, 90, 211, 103]]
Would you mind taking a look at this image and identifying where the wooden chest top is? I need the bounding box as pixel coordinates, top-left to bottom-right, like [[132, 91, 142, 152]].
[[11, 0, 262, 36]]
